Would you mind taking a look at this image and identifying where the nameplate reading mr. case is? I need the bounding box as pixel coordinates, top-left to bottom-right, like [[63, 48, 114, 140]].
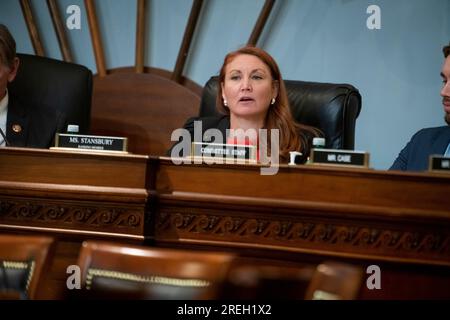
[[310, 148, 369, 168], [55, 134, 127, 152], [191, 142, 257, 163], [428, 155, 450, 173]]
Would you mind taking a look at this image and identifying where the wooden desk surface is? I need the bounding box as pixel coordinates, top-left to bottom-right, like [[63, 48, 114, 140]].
[[155, 157, 450, 267], [0, 148, 449, 299], [0, 147, 151, 241]]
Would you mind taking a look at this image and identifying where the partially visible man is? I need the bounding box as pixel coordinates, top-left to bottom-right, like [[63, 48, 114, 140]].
[[0, 24, 65, 148], [390, 42, 450, 171]]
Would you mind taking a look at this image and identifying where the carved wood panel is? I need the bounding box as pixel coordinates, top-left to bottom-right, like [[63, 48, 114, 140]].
[[0, 196, 146, 239], [155, 203, 450, 266]]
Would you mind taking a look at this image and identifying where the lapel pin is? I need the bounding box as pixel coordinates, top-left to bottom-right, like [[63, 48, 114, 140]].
[[12, 124, 22, 133]]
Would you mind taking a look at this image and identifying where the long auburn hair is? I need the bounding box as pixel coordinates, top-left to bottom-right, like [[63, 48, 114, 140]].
[[216, 46, 321, 161]]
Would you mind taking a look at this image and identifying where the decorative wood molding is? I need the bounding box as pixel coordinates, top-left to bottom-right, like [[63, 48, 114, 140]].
[[155, 208, 450, 266], [47, 0, 73, 62], [0, 197, 144, 235], [135, 0, 147, 73], [19, 0, 45, 56], [1, 148, 449, 299], [85, 0, 107, 76], [108, 66, 203, 96], [248, 0, 276, 46], [172, 0, 203, 83]]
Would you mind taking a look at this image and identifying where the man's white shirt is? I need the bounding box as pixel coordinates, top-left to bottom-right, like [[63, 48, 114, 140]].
[[0, 90, 8, 147]]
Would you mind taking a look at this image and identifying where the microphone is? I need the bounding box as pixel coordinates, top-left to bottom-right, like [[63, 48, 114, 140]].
[[66, 124, 79, 133], [0, 127, 9, 147]]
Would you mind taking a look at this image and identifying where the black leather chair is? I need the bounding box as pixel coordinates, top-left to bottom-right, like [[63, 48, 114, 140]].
[[199, 77, 362, 150], [224, 259, 363, 300], [0, 235, 55, 300], [8, 53, 93, 134], [74, 241, 235, 299]]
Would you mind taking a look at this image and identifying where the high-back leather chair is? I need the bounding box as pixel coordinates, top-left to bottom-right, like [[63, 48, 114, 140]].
[[224, 259, 363, 300], [304, 261, 363, 300], [75, 241, 235, 299], [8, 53, 93, 134], [0, 234, 55, 300], [224, 259, 316, 299], [199, 77, 362, 150]]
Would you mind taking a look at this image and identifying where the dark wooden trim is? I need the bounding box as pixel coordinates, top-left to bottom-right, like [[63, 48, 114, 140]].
[[1, 148, 450, 299], [19, 0, 45, 56], [46, 0, 73, 62], [158, 192, 450, 222], [135, 0, 147, 73], [108, 66, 203, 96], [172, 0, 203, 83], [90, 70, 201, 155], [84, 0, 107, 76], [153, 160, 450, 268], [247, 0, 276, 46]]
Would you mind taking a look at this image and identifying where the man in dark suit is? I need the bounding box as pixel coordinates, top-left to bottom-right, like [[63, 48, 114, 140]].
[[390, 42, 450, 171], [0, 24, 65, 148]]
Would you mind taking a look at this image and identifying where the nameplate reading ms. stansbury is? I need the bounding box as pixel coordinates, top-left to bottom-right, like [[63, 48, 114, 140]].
[[54, 133, 128, 152]]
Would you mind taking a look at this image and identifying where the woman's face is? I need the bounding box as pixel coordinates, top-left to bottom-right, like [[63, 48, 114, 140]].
[[221, 54, 278, 121]]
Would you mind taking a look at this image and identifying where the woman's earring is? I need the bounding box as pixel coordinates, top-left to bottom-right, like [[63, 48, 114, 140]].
[[223, 99, 228, 107], [271, 98, 276, 105]]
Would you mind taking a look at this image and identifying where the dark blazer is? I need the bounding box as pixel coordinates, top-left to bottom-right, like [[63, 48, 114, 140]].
[[169, 115, 230, 158], [390, 126, 450, 171], [184, 115, 230, 141], [5, 94, 66, 148]]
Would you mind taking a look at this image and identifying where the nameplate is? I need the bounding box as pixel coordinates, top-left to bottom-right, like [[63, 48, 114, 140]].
[[310, 148, 369, 168], [191, 142, 257, 163], [54, 133, 128, 152], [428, 155, 450, 173]]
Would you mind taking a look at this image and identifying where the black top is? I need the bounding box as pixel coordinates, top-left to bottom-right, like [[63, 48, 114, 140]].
[[168, 115, 229, 158], [182, 115, 230, 143], [168, 115, 314, 163]]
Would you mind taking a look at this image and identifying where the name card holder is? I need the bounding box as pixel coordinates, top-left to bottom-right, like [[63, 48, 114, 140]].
[[53, 133, 128, 153], [428, 155, 450, 173], [309, 148, 370, 168], [191, 142, 257, 164]]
